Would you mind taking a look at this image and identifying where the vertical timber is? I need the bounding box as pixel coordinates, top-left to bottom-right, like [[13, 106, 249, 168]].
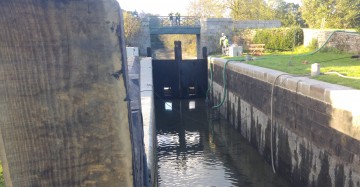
[[0, 0, 134, 186]]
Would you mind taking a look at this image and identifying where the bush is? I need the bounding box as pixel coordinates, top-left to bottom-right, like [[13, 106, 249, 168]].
[[308, 38, 318, 50], [252, 27, 303, 52]]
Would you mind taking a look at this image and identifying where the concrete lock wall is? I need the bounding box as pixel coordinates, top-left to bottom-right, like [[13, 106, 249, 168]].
[[140, 57, 157, 186], [209, 58, 360, 187], [200, 19, 281, 55], [303, 29, 360, 54], [0, 1, 140, 186]]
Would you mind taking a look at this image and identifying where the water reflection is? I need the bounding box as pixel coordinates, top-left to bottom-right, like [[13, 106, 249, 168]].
[[155, 99, 291, 187]]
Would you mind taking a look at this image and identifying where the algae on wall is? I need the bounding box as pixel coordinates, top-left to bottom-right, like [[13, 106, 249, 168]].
[[0, 0, 134, 186], [0, 162, 4, 187]]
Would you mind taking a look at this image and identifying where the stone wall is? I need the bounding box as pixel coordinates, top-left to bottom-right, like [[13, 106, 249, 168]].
[[303, 29, 360, 54], [209, 57, 360, 187], [201, 19, 281, 54], [0, 1, 136, 186], [134, 18, 151, 56]]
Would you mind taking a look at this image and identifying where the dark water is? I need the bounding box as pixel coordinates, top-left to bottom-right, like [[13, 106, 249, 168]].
[[155, 99, 292, 187]]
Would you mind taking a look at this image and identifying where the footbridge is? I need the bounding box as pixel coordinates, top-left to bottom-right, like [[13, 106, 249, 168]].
[[134, 17, 282, 57], [149, 16, 201, 34]]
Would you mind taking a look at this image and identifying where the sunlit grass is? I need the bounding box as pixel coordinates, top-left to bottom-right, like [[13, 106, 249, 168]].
[[221, 47, 360, 89]]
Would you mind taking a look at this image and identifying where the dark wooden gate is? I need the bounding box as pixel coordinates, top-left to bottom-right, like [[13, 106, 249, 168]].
[[152, 41, 208, 99]]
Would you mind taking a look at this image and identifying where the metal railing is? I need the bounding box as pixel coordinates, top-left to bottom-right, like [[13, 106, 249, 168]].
[[149, 16, 200, 28]]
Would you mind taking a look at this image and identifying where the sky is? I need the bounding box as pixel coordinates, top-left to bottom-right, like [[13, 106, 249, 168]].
[[117, 0, 301, 16]]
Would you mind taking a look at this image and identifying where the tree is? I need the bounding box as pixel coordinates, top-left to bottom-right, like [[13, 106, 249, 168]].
[[186, 0, 225, 18], [267, 0, 284, 9], [225, 0, 275, 20], [276, 2, 304, 27], [327, 0, 360, 28], [123, 10, 142, 46], [301, 0, 360, 28]]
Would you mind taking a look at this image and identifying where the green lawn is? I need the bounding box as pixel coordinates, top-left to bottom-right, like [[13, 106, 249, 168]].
[[223, 51, 360, 89]]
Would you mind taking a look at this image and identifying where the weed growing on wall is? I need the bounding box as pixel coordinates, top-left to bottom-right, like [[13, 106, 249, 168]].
[[308, 38, 318, 50]]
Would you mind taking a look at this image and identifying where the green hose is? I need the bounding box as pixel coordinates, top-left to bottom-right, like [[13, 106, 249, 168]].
[[209, 30, 359, 109], [305, 30, 359, 56], [257, 30, 360, 60], [212, 60, 231, 109], [208, 57, 245, 109]]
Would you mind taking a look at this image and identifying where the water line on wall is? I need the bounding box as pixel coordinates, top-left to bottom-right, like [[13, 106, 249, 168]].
[[205, 29, 360, 174], [270, 73, 310, 174]]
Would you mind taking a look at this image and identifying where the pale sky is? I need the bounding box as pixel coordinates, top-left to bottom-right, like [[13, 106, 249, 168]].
[[117, 0, 301, 16]]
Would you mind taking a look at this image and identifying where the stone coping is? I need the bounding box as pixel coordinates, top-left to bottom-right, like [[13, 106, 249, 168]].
[[209, 57, 360, 116]]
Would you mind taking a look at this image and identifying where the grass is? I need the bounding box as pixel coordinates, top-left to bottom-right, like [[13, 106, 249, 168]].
[[0, 162, 4, 187], [221, 47, 360, 89]]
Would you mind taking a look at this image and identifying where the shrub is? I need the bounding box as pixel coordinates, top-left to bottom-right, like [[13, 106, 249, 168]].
[[308, 38, 318, 50], [252, 27, 303, 52]]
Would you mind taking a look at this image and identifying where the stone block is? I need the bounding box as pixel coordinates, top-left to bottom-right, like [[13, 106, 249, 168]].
[[309, 84, 326, 101]]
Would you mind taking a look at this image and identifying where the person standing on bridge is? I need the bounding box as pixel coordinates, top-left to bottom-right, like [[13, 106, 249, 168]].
[[175, 12, 180, 26], [169, 12, 174, 26]]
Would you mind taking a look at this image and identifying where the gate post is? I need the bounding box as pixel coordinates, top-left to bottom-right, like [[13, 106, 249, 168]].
[[174, 41, 182, 61], [174, 41, 183, 98], [202, 47, 207, 59], [147, 47, 152, 57]]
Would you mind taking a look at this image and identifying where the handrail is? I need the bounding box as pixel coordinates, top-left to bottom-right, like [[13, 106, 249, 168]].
[[149, 16, 200, 28]]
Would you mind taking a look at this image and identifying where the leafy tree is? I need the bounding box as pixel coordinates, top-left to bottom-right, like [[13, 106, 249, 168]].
[[327, 0, 360, 28], [301, 0, 360, 28], [123, 10, 142, 46], [300, 0, 324, 28], [267, 0, 284, 9], [276, 2, 304, 27], [225, 0, 275, 20], [186, 0, 225, 18]]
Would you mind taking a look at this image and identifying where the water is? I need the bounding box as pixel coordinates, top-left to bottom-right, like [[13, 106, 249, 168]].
[[155, 99, 292, 187]]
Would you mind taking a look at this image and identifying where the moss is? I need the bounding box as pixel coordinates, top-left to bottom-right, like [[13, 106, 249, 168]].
[[0, 161, 4, 187]]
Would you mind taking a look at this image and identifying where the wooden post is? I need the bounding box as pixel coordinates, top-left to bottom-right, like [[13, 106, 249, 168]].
[[0, 1, 136, 186], [147, 47, 152, 57], [202, 47, 208, 59]]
